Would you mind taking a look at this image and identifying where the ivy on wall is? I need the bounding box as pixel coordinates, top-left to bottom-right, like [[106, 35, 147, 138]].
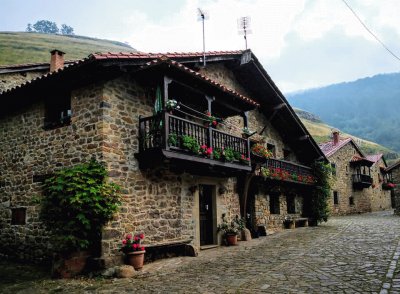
[[39, 159, 121, 253], [309, 161, 333, 223]]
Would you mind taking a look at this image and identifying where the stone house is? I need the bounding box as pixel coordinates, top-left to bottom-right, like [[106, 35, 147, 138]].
[[319, 131, 392, 215], [385, 161, 400, 215], [0, 49, 325, 266]]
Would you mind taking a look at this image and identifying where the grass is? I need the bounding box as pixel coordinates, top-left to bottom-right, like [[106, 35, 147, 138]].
[[0, 32, 135, 65]]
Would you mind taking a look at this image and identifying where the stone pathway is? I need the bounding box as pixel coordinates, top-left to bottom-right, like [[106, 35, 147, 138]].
[[1, 211, 399, 293]]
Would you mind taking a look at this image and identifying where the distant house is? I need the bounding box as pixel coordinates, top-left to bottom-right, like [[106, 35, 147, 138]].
[[0, 49, 326, 266], [385, 161, 400, 215], [319, 131, 392, 215]]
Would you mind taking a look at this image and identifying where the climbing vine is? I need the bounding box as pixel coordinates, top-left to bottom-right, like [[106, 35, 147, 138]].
[[40, 159, 121, 253], [309, 161, 333, 223]]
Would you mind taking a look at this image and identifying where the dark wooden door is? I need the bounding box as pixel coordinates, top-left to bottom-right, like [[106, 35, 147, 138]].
[[199, 185, 214, 246]]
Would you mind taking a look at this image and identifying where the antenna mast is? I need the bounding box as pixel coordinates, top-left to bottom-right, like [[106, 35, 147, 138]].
[[197, 8, 209, 66], [238, 16, 252, 50]]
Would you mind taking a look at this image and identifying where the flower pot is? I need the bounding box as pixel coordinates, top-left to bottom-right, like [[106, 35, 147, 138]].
[[225, 234, 238, 246], [52, 251, 89, 279], [127, 250, 145, 270]]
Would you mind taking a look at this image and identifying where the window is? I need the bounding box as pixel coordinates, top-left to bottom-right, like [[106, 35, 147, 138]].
[[283, 149, 291, 161], [286, 195, 296, 214], [331, 163, 336, 176], [267, 143, 276, 157], [349, 196, 354, 206], [269, 193, 280, 214], [333, 191, 339, 205], [44, 92, 71, 129], [11, 207, 26, 225]]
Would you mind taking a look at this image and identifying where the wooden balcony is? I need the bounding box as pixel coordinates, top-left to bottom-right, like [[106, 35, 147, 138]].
[[352, 174, 373, 189], [137, 112, 251, 176], [256, 158, 315, 185]]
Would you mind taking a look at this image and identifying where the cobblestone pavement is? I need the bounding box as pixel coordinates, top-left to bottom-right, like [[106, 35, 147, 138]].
[[1, 211, 400, 294]]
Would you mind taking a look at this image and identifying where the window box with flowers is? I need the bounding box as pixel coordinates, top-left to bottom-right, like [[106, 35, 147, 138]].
[[120, 233, 146, 270], [251, 144, 273, 162], [382, 182, 396, 190], [204, 111, 223, 128]]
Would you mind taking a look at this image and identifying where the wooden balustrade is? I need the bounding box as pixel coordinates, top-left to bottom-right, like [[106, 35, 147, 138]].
[[263, 158, 313, 178]]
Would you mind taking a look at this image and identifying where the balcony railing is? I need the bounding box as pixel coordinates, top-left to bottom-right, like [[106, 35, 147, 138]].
[[352, 173, 373, 189], [257, 158, 315, 185], [138, 112, 251, 172]]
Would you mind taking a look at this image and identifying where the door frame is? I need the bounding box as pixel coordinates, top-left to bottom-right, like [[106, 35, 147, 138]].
[[195, 184, 217, 247]]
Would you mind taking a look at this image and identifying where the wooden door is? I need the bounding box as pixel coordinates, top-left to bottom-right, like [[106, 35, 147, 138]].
[[199, 185, 214, 246]]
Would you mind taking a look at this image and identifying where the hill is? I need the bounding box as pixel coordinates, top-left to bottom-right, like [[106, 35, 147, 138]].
[[294, 108, 398, 163], [287, 72, 400, 153], [0, 32, 134, 65]]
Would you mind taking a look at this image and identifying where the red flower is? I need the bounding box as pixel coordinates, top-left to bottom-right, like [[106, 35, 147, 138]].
[[133, 243, 138, 249], [212, 120, 217, 126], [134, 236, 139, 241], [126, 234, 132, 240], [122, 239, 127, 245], [139, 233, 145, 239], [141, 246, 145, 251]]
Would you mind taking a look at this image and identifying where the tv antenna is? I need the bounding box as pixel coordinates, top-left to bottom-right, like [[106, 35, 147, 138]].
[[238, 16, 252, 49], [197, 8, 209, 66]]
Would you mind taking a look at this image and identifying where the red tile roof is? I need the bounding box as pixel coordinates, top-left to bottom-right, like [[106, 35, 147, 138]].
[[139, 58, 259, 107], [90, 50, 244, 60], [318, 138, 352, 157]]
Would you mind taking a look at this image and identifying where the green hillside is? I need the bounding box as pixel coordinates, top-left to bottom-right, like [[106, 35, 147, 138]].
[[0, 32, 134, 65], [294, 108, 398, 164]]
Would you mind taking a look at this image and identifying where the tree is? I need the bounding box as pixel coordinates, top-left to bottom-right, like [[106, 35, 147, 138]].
[[26, 23, 33, 32], [32, 20, 59, 34], [60, 24, 74, 35]]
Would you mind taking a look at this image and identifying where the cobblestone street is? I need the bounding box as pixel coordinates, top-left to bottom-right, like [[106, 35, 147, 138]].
[[1, 211, 400, 293]]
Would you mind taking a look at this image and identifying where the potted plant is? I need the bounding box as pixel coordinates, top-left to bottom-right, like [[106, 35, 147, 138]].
[[217, 214, 239, 246], [39, 160, 121, 278], [120, 233, 146, 271], [204, 111, 223, 128], [242, 127, 256, 138], [181, 135, 200, 154], [165, 99, 180, 113], [251, 144, 273, 161]]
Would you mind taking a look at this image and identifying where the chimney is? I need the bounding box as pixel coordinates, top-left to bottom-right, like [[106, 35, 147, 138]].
[[332, 130, 340, 145], [50, 49, 65, 72]]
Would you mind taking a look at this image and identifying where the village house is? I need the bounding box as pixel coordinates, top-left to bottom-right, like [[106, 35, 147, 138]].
[[0, 49, 326, 267], [319, 131, 392, 215], [385, 161, 400, 215]]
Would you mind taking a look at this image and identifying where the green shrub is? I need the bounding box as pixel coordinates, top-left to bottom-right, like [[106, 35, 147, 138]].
[[40, 159, 121, 253], [181, 135, 200, 154]]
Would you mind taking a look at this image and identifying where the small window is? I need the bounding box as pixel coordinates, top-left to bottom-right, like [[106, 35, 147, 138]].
[[286, 195, 296, 214], [44, 92, 71, 129], [11, 207, 26, 225], [267, 144, 276, 157], [333, 191, 339, 205], [349, 196, 354, 206], [269, 193, 280, 214], [283, 149, 291, 161], [331, 163, 336, 176]]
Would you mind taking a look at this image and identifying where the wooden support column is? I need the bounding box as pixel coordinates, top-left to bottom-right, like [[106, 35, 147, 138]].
[[163, 76, 172, 107], [238, 173, 255, 218]]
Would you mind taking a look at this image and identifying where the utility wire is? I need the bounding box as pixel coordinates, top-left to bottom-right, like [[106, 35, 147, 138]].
[[341, 0, 400, 63]]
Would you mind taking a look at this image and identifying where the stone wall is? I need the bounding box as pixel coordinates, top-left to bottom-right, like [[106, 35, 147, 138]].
[[391, 166, 400, 215], [369, 158, 392, 211], [328, 143, 391, 215], [255, 193, 304, 232], [0, 71, 45, 92], [0, 83, 104, 262], [98, 75, 241, 265]]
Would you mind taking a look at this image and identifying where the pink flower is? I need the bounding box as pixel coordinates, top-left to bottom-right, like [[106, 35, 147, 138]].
[[141, 246, 145, 251], [247, 158, 250, 161], [126, 234, 132, 240], [139, 233, 144, 239], [122, 239, 127, 245], [134, 235, 139, 241], [132, 243, 138, 249], [212, 120, 217, 126]]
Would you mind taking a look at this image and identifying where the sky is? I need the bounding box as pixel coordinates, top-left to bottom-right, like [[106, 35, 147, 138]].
[[1, 0, 400, 92]]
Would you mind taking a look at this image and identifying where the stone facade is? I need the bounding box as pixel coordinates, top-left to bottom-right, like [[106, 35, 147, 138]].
[[325, 141, 391, 215], [0, 55, 317, 266], [387, 162, 400, 215]]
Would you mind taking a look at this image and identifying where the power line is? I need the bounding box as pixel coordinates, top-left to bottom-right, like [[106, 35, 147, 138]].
[[341, 0, 400, 63]]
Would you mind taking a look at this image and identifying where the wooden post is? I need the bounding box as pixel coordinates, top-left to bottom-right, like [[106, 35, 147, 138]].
[[164, 111, 170, 150]]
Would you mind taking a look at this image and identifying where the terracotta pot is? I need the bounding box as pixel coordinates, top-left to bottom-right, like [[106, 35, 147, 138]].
[[225, 234, 238, 246], [127, 250, 145, 270], [52, 251, 89, 279]]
